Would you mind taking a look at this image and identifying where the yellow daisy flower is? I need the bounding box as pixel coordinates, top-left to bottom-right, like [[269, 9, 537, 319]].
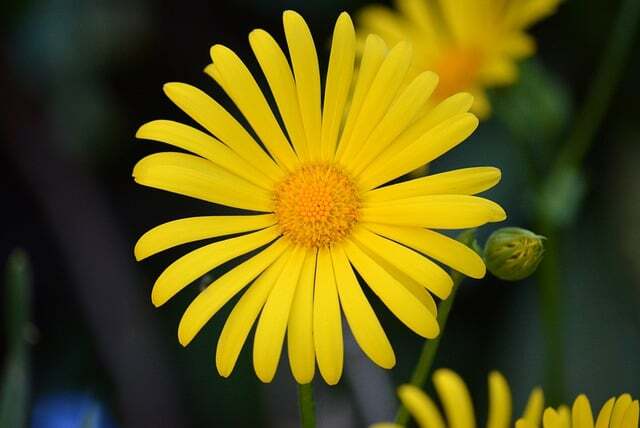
[[372, 368, 545, 428], [516, 393, 639, 428], [133, 11, 505, 385], [357, 0, 562, 117]]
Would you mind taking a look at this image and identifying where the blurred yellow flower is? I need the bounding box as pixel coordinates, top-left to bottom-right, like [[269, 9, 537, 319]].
[[372, 368, 545, 428], [517, 393, 639, 428], [357, 0, 562, 117], [133, 11, 505, 385]]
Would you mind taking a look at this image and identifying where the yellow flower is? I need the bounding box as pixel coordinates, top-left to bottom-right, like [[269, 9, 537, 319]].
[[133, 11, 505, 385], [517, 394, 639, 428], [357, 0, 562, 117], [372, 369, 545, 428]]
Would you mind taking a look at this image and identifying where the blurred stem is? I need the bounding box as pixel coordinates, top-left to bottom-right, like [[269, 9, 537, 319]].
[[535, 0, 640, 405], [297, 383, 315, 428], [394, 231, 476, 427]]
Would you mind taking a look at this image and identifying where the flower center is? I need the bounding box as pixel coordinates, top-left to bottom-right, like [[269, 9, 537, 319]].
[[273, 163, 360, 248], [432, 46, 483, 100]]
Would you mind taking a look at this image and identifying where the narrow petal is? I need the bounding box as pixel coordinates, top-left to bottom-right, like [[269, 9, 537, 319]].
[[337, 41, 413, 167], [136, 120, 274, 189], [352, 227, 452, 299], [360, 113, 479, 190], [177, 239, 289, 346], [253, 246, 306, 383], [313, 247, 343, 385], [350, 71, 439, 176], [135, 214, 276, 261], [515, 420, 535, 428], [287, 249, 317, 384], [398, 385, 445, 428], [334, 34, 387, 161], [344, 239, 439, 338], [373, 92, 474, 164], [594, 398, 615, 428], [331, 244, 395, 369], [209, 44, 299, 171], [365, 167, 502, 202], [621, 401, 638, 428], [487, 371, 512, 428], [361, 195, 506, 229], [363, 223, 486, 279], [151, 226, 280, 307], [433, 369, 476, 428], [572, 395, 594, 428], [611, 395, 633, 428], [215, 251, 289, 377], [320, 12, 356, 161], [521, 387, 545, 426], [162, 82, 283, 181], [249, 29, 308, 160], [283, 10, 322, 160], [133, 152, 273, 211]]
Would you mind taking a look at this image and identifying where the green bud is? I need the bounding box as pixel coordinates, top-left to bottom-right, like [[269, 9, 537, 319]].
[[483, 227, 545, 281]]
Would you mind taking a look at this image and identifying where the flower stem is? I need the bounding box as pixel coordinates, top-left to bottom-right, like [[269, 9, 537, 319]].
[[297, 383, 316, 428]]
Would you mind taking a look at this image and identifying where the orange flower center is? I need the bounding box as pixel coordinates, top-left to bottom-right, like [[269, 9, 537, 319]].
[[433, 47, 483, 100], [273, 163, 360, 248]]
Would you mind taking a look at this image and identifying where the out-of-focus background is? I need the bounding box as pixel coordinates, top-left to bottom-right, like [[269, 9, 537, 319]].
[[1, 0, 639, 427]]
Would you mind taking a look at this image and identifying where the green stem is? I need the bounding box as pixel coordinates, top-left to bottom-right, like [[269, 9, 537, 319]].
[[297, 383, 316, 428], [535, 0, 640, 405], [394, 270, 465, 426]]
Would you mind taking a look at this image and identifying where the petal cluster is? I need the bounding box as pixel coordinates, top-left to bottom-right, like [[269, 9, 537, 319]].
[[357, 0, 562, 117], [133, 11, 505, 385]]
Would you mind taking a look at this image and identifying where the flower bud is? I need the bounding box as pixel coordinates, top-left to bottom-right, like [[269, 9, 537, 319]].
[[483, 227, 545, 281]]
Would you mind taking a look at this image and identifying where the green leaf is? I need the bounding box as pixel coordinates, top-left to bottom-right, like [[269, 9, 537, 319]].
[[0, 249, 32, 428]]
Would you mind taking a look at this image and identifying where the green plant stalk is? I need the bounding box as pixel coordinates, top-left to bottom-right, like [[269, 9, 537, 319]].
[[297, 383, 316, 428], [394, 270, 465, 426], [535, 0, 640, 405]]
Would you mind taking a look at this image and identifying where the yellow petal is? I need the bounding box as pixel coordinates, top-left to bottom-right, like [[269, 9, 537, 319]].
[[344, 239, 439, 338], [363, 223, 486, 279], [621, 400, 638, 428], [337, 41, 413, 167], [352, 227, 452, 299], [209, 44, 299, 171], [162, 82, 283, 181], [350, 71, 439, 175], [398, 384, 445, 428], [611, 395, 633, 428], [151, 226, 280, 307], [515, 419, 536, 428], [135, 214, 276, 261], [320, 12, 356, 161], [335, 34, 387, 161], [356, 6, 407, 46], [376, 92, 474, 164], [248, 29, 308, 160], [283, 10, 322, 160], [433, 368, 476, 428], [215, 251, 289, 378], [313, 247, 343, 385], [136, 120, 274, 190], [361, 195, 506, 229], [594, 398, 615, 428], [133, 152, 273, 211], [487, 371, 512, 428], [360, 113, 479, 190], [177, 239, 288, 346], [365, 167, 501, 202], [331, 244, 395, 369], [287, 249, 317, 384], [572, 395, 594, 428], [522, 387, 545, 426], [479, 57, 518, 86], [253, 246, 306, 383]]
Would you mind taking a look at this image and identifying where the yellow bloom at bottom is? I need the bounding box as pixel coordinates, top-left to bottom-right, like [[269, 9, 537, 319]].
[[374, 369, 638, 428]]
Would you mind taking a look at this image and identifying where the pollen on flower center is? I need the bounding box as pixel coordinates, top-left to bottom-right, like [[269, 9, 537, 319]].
[[433, 47, 483, 99], [273, 163, 360, 248]]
